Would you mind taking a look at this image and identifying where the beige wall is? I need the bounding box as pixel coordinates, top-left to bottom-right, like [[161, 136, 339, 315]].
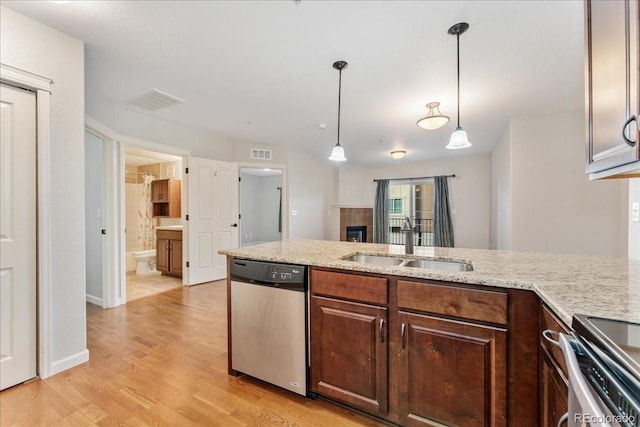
[[335, 155, 492, 249], [1, 6, 87, 372], [498, 110, 627, 256]]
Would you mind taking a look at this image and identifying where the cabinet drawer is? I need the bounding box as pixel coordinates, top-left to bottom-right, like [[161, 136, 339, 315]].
[[311, 269, 388, 305], [156, 229, 182, 240], [540, 305, 569, 378], [398, 280, 508, 325]]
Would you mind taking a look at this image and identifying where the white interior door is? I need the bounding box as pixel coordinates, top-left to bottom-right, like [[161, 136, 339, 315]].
[[0, 84, 37, 390], [186, 157, 239, 284]]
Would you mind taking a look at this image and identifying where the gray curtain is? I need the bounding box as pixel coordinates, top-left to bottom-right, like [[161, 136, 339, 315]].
[[433, 176, 454, 247], [373, 180, 389, 243]]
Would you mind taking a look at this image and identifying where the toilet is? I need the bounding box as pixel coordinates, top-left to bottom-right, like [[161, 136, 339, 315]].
[[132, 249, 157, 274]]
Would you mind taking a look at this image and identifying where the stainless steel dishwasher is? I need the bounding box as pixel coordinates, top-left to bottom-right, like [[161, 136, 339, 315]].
[[230, 258, 308, 396]]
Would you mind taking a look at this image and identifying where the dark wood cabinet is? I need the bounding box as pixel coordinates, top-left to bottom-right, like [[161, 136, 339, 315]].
[[309, 269, 520, 426], [398, 312, 507, 427], [156, 229, 182, 277], [309, 269, 389, 416], [151, 179, 181, 217], [539, 305, 569, 427], [310, 296, 388, 415], [540, 350, 568, 427], [585, 0, 640, 179]]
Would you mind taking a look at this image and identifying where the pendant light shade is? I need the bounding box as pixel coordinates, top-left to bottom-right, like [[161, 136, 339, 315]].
[[329, 60, 348, 162], [417, 102, 449, 130], [448, 126, 471, 149], [329, 144, 346, 161], [446, 22, 472, 150]]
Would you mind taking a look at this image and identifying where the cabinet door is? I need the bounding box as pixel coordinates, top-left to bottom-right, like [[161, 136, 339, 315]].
[[586, 0, 640, 174], [156, 238, 169, 272], [398, 312, 507, 427], [151, 179, 168, 202], [310, 295, 388, 416], [540, 349, 569, 427], [170, 239, 182, 275]]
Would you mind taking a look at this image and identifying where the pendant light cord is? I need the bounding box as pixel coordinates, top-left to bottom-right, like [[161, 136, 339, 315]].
[[337, 67, 342, 146], [456, 32, 460, 128]]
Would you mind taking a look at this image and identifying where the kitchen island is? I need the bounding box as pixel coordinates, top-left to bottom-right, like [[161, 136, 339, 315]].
[[219, 239, 640, 427], [220, 239, 640, 325]]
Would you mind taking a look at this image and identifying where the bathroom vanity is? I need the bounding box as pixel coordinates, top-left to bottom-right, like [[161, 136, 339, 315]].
[[156, 227, 182, 278]]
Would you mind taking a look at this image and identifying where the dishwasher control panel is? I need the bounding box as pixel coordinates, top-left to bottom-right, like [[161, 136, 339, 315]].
[[268, 266, 304, 282], [230, 258, 308, 290]]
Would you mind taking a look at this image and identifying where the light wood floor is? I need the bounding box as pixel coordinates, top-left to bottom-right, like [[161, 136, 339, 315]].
[[126, 271, 182, 302], [0, 280, 386, 427]]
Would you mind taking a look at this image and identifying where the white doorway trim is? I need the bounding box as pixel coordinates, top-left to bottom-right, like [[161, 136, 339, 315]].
[[236, 162, 288, 241], [1, 63, 53, 379], [85, 115, 190, 307]]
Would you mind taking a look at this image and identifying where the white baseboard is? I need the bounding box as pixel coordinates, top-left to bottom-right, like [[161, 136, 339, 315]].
[[86, 294, 103, 306], [50, 349, 89, 376]]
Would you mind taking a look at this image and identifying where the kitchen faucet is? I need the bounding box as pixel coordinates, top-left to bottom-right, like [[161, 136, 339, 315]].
[[400, 216, 414, 255]]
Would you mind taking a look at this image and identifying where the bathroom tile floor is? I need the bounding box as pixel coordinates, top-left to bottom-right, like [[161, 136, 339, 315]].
[[126, 270, 182, 302]]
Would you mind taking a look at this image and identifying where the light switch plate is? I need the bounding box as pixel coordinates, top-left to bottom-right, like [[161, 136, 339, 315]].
[[632, 202, 640, 222]]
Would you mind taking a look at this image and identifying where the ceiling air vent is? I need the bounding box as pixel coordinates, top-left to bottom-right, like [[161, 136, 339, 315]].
[[127, 88, 185, 111], [251, 148, 272, 160]]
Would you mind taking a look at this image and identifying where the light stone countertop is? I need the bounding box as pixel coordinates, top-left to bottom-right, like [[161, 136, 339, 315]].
[[219, 239, 640, 326], [156, 225, 183, 231]]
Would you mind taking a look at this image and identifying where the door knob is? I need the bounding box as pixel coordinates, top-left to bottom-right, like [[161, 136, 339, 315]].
[[231, 223, 238, 227]]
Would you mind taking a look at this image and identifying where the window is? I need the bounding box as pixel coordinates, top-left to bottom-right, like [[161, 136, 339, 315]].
[[389, 198, 403, 214], [388, 180, 434, 246]]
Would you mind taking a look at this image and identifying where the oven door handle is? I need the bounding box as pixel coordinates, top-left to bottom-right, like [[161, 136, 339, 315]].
[[557, 412, 568, 427], [558, 333, 613, 427]]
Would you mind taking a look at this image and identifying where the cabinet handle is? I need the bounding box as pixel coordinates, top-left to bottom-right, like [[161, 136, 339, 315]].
[[557, 412, 569, 427], [542, 329, 560, 348], [622, 115, 637, 147], [401, 323, 406, 349], [379, 318, 385, 343]]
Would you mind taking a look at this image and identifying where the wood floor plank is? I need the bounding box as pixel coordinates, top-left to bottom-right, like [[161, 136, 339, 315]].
[[0, 280, 386, 426]]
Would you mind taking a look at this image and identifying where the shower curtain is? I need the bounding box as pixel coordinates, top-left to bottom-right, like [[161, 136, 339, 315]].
[[138, 174, 156, 249]]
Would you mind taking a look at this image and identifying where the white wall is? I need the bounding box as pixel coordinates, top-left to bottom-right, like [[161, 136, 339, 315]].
[[336, 155, 492, 249], [491, 123, 512, 250], [500, 110, 627, 256], [288, 148, 334, 240], [630, 179, 640, 260], [1, 6, 88, 373]]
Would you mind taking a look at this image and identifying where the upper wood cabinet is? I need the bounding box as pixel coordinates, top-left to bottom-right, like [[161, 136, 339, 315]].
[[151, 179, 181, 217], [585, 0, 640, 179]]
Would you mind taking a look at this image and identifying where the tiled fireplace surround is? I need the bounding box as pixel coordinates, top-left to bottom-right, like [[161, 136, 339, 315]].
[[339, 207, 373, 243]]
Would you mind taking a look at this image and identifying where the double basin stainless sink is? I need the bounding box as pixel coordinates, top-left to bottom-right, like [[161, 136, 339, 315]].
[[342, 254, 473, 272]]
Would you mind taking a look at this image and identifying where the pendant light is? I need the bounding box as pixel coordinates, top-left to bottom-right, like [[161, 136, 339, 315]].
[[417, 102, 449, 130], [446, 22, 472, 150], [329, 60, 348, 162]]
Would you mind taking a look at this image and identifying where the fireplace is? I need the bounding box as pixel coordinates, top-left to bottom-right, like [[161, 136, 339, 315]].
[[346, 226, 367, 243]]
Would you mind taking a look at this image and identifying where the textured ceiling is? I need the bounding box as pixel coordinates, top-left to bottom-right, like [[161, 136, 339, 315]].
[[5, 0, 585, 164]]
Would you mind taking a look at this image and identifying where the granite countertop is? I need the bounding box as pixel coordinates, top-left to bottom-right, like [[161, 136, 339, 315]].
[[219, 239, 640, 326]]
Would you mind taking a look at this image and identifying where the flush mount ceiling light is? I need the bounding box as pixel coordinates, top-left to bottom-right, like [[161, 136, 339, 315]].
[[417, 102, 449, 130], [446, 22, 472, 150], [329, 61, 348, 162], [390, 150, 406, 160]]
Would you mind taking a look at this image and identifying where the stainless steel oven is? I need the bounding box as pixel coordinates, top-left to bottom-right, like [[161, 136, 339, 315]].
[[551, 315, 640, 427]]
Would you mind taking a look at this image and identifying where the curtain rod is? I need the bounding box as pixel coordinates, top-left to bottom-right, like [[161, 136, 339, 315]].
[[373, 174, 455, 182]]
